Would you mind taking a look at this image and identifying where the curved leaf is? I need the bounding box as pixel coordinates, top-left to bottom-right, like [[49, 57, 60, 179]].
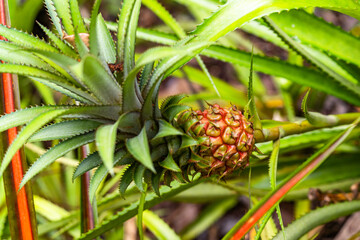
[[0, 64, 97, 103], [73, 151, 101, 180], [142, 0, 185, 37], [32, 49, 82, 86], [302, 89, 339, 126], [135, 27, 360, 105], [143, 210, 181, 240], [191, 0, 360, 42], [269, 10, 360, 66], [273, 201, 360, 240], [120, 0, 143, 113], [204, 46, 360, 106], [263, 16, 360, 98], [142, 41, 211, 96]]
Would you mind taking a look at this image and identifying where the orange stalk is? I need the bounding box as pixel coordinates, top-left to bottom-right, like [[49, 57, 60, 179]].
[[223, 119, 359, 240], [80, 145, 95, 233], [0, 0, 36, 239]]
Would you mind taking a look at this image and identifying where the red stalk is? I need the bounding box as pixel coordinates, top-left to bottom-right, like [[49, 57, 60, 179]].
[[231, 155, 321, 239], [0, 1, 36, 239], [80, 145, 95, 233], [227, 120, 358, 240]]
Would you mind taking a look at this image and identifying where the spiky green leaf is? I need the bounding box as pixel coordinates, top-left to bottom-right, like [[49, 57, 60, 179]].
[[162, 105, 190, 122], [52, 0, 74, 34], [71, 55, 122, 104], [117, 111, 142, 134], [143, 210, 181, 240], [44, 0, 63, 37], [74, 29, 89, 57], [89, 0, 102, 55], [69, 0, 87, 33], [96, 120, 121, 175], [20, 132, 96, 190], [29, 119, 102, 142], [159, 154, 181, 172], [126, 127, 155, 173], [79, 180, 201, 239], [31, 49, 81, 85], [263, 15, 360, 98], [95, 14, 116, 63], [153, 120, 184, 139], [142, 0, 185, 38], [0, 64, 97, 103], [117, 0, 136, 63], [0, 105, 120, 134], [0, 40, 52, 70], [0, 25, 59, 53], [37, 22, 77, 58], [273, 201, 360, 240], [248, 50, 262, 130], [134, 164, 146, 192], [0, 109, 70, 179], [160, 94, 187, 110], [29, 77, 98, 104], [89, 151, 129, 201], [119, 165, 135, 196]]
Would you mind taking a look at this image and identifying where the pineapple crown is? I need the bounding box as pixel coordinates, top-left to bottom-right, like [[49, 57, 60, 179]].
[[0, 0, 254, 198]]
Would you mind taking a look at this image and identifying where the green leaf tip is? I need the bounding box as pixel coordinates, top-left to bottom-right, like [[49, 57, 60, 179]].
[[247, 47, 262, 131], [95, 120, 121, 176], [126, 127, 156, 173], [302, 89, 339, 126]]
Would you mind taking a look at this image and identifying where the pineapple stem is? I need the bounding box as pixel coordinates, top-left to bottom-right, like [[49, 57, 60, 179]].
[[255, 112, 360, 143]]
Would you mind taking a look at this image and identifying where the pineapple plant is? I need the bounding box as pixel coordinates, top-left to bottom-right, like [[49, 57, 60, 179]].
[[1, 0, 360, 238], [0, 0, 256, 199]]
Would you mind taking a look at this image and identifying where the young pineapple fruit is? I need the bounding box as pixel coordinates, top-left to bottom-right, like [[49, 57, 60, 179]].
[[177, 104, 254, 178], [0, 0, 256, 197]]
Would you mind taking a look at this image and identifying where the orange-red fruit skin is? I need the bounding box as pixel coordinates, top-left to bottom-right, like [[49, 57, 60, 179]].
[[178, 104, 255, 177]]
